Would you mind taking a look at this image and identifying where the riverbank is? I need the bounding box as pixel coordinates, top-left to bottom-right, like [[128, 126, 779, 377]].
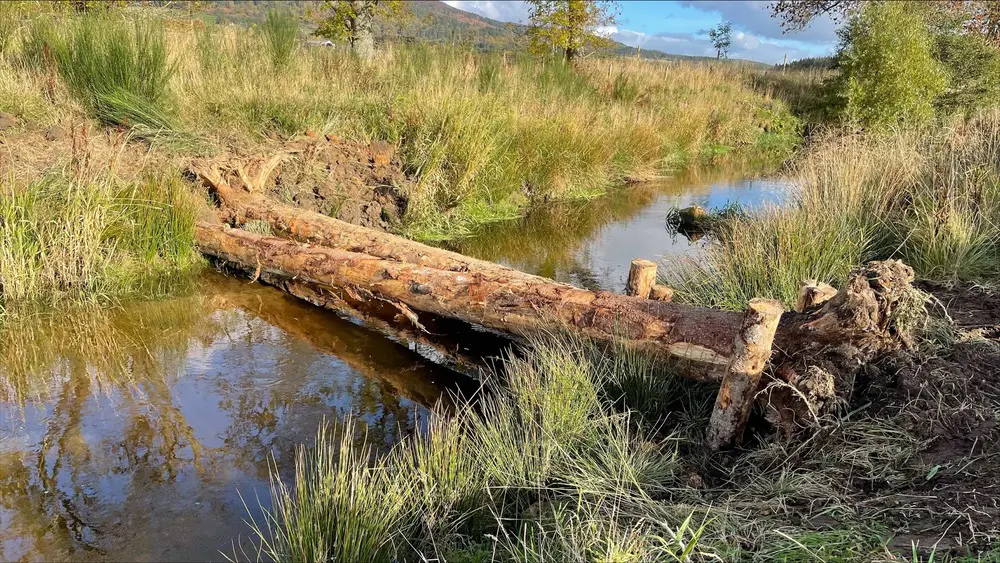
[[5, 5, 1000, 562], [235, 112, 1000, 560], [1, 6, 799, 258], [666, 111, 1000, 311]]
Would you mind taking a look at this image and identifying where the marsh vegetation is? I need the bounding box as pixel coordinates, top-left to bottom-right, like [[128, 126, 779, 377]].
[[2, 0, 1000, 561]]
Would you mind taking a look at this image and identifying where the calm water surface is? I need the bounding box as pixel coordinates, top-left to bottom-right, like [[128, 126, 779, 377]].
[[0, 274, 466, 561], [0, 167, 790, 561], [455, 166, 792, 291]]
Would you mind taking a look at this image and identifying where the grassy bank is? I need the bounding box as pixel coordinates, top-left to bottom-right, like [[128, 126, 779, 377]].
[[4, 9, 799, 243], [667, 111, 1000, 310], [172, 22, 798, 240], [0, 167, 200, 312], [246, 332, 1000, 561]]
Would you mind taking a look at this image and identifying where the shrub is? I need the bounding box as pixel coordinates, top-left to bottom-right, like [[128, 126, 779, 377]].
[[933, 31, 1000, 115], [838, 1, 946, 128]]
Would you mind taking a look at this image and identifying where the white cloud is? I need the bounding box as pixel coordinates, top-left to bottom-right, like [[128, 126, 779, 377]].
[[610, 29, 814, 64], [678, 0, 840, 45], [594, 25, 618, 38], [442, 1, 831, 64], [442, 1, 532, 24]]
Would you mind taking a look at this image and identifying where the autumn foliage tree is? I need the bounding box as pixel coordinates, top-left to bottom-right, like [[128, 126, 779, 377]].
[[315, 0, 406, 60], [771, 0, 1000, 44], [527, 0, 619, 63]]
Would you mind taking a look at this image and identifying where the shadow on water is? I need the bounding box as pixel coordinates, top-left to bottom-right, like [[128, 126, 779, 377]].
[[451, 164, 793, 291], [0, 272, 474, 561]]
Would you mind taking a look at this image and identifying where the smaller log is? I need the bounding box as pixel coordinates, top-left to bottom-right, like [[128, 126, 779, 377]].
[[650, 284, 675, 302], [626, 259, 657, 298], [795, 279, 838, 313], [706, 298, 784, 450]]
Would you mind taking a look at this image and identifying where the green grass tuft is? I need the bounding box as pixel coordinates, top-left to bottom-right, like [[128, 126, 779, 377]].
[[0, 170, 201, 307]]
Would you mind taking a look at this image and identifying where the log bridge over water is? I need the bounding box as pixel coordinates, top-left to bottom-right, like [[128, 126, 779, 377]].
[[191, 163, 917, 450]]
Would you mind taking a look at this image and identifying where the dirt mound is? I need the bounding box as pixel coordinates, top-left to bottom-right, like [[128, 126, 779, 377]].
[[848, 283, 1000, 553], [197, 135, 409, 232]]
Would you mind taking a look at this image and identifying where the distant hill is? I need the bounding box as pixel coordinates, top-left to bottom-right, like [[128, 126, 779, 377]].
[[177, 0, 746, 63]]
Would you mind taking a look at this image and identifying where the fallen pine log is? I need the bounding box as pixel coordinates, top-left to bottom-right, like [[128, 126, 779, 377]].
[[191, 157, 921, 450], [194, 222, 747, 380], [194, 218, 919, 449], [191, 161, 559, 281]]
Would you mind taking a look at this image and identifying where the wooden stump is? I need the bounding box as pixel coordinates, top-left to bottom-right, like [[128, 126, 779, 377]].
[[706, 298, 785, 450], [626, 259, 657, 299]]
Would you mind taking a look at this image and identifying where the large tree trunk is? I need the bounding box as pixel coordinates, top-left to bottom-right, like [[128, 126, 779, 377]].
[[195, 222, 746, 380], [352, 0, 376, 61]]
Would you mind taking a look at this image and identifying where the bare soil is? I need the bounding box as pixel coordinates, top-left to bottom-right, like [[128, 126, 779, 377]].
[[860, 283, 1000, 553], [2, 121, 410, 233], [202, 134, 409, 232]]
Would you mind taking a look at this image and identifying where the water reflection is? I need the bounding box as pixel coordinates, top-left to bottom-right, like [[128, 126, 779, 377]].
[[0, 273, 464, 561], [454, 166, 792, 291]]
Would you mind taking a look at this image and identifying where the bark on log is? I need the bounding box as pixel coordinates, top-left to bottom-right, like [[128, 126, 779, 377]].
[[795, 280, 838, 313], [191, 162, 557, 282], [626, 259, 657, 298], [194, 222, 747, 379], [705, 298, 784, 450]]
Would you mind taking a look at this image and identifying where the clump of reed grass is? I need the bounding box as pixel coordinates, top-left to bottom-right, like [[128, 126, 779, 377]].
[[0, 169, 201, 307], [247, 337, 708, 562], [666, 111, 1000, 309], [258, 9, 298, 70], [26, 13, 182, 137]]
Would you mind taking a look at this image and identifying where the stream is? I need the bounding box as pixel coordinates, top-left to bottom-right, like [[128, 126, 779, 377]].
[[0, 166, 790, 561]]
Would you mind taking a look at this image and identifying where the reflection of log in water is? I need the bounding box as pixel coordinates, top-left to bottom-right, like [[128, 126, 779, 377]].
[[0, 275, 479, 560], [208, 276, 483, 409]]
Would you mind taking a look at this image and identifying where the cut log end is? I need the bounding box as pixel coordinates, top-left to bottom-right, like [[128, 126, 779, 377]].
[[706, 297, 784, 451], [795, 279, 838, 313], [626, 259, 657, 299], [650, 284, 674, 302]]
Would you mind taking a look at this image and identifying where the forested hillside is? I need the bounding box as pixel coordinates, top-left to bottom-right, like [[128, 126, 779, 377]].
[[176, 0, 725, 61]]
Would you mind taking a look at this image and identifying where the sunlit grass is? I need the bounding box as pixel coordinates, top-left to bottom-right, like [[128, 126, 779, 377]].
[[167, 26, 798, 240], [667, 111, 1000, 309], [0, 168, 201, 307]]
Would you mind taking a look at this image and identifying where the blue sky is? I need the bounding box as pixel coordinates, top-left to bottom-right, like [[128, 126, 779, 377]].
[[442, 1, 841, 64]]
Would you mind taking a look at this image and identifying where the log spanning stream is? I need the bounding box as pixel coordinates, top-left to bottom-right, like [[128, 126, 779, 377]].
[[0, 168, 795, 560]]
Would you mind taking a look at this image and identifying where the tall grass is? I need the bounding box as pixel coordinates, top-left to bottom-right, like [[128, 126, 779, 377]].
[[246, 333, 962, 560], [167, 25, 799, 240], [667, 111, 1000, 309], [21, 14, 180, 134], [0, 169, 201, 308], [6, 11, 799, 241], [247, 338, 709, 562], [258, 9, 298, 70]]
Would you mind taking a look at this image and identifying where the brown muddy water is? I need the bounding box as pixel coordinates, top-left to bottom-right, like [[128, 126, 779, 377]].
[[0, 167, 790, 561]]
